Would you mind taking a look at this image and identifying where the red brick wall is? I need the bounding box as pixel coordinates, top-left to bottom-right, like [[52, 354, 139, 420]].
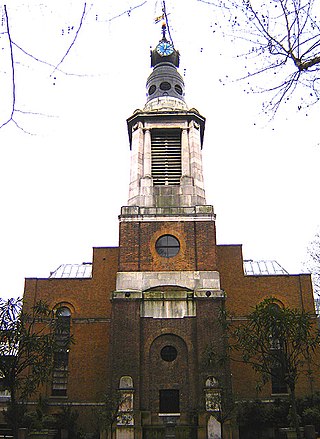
[[23, 247, 119, 405], [119, 220, 217, 272], [216, 244, 319, 398]]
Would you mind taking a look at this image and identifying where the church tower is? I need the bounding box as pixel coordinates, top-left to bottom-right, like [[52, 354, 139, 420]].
[[111, 24, 232, 438]]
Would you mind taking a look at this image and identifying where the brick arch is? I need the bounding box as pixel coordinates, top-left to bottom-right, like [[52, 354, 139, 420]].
[[147, 333, 190, 413], [259, 295, 287, 308], [53, 301, 76, 315]]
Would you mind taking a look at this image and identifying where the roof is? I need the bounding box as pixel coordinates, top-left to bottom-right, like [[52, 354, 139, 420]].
[[49, 260, 289, 279], [244, 260, 289, 276], [49, 263, 92, 279]]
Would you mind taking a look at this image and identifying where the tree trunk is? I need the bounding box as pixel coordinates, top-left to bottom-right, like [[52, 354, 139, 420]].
[[9, 387, 19, 439], [289, 386, 301, 439]]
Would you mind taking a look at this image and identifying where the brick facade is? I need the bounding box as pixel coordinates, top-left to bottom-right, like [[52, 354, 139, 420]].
[[119, 220, 217, 272], [21, 239, 319, 437]]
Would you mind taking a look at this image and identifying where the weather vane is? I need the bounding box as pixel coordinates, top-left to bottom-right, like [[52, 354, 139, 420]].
[[154, 0, 174, 46]]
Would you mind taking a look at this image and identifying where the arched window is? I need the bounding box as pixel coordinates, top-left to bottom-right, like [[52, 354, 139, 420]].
[[52, 306, 71, 397], [267, 302, 288, 394], [56, 306, 71, 317]]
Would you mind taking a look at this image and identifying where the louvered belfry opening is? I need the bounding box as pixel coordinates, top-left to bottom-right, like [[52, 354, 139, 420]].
[[151, 128, 182, 185]]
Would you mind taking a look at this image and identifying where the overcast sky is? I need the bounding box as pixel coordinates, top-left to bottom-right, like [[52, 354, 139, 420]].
[[0, 1, 319, 298]]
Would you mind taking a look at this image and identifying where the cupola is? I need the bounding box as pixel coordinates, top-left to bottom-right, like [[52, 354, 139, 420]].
[[145, 23, 187, 111]]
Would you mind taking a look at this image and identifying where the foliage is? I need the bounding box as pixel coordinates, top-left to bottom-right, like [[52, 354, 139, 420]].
[[23, 398, 56, 430], [232, 297, 319, 439], [94, 389, 132, 436], [234, 297, 319, 390], [297, 392, 320, 432], [202, 342, 222, 370], [237, 399, 290, 430], [4, 398, 80, 436], [301, 407, 320, 430], [2, 402, 27, 432], [0, 297, 72, 401], [54, 405, 79, 435], [238, 394, 320, 436], [200, 0, 320, 115], [0, 297, 72, 438]]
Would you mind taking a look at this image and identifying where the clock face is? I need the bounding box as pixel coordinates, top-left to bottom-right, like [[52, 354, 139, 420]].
[[156, 41, 174, 57]]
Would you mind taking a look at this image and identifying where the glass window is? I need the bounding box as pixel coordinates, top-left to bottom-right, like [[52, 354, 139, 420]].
[[159, 389, 179, 413], [161, 346, 177, 362], [160, 81, 171, 91], [149, 85, 156, 95], [52, 306, 71, 397], [155, 235, 180, 258], [56, 306, 71, 317]]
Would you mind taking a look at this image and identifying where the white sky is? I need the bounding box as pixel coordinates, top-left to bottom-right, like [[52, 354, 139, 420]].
[[0, 1, 319, 298]]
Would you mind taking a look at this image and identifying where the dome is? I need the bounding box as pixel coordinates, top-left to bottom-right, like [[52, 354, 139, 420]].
[[144, 24, 187, 109]]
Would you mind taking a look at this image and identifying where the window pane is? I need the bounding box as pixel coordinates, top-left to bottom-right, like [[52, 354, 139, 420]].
[[161, 346, 177, 362], [155, 235, 180, 258], [159, 389, 180, 413], [57, 306, 71, 317], [167, 236, 177, 246]]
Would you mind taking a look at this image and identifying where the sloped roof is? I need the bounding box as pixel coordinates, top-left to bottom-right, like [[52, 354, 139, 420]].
[[49, 262, 92, 279], [244, 260, 289, 276]]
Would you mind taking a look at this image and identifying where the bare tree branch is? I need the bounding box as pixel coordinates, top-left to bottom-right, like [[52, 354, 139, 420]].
[[107, 1, 147, 22], [199, 0, 320, 115], [0, 3, 89, 132], [0, 1, 150, 132], [51, 2, 87, 75], [0, 5, 16, 130], [12, 42, 89, 77]]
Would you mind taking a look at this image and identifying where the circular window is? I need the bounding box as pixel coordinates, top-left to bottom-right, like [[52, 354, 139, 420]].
[[174, 85, 183, 95], [155, 235, 180, 258], [161, 346, 177, 362], [160, 81, 171, 91], [148, 84, 156, 95]]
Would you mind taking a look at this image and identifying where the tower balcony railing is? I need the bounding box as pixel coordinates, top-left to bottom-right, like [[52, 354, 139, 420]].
[[120, 205, 214, 217]]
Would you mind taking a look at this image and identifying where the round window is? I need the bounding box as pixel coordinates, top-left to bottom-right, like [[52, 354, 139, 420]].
[[161, 345, 177, 362], [160, 81, 171, 91], [155, 235, 180, 258], [148, 84, 156, 95], [174, 85, 183, 95]]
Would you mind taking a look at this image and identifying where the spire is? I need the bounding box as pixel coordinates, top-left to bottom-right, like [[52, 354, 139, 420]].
[[144, 22, 187, 111]]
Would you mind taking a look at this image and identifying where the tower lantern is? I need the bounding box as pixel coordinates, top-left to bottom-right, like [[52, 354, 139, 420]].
[[126, 25, 208, 210]]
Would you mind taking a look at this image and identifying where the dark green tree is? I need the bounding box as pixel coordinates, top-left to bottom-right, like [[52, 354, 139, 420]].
[[0, 297, 72, 438], [233, 297, 319, 439], [237, 399, 290, 439]]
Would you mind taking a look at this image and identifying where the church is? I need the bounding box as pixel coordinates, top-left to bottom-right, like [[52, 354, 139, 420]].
[[22, 22, 317, 439]]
